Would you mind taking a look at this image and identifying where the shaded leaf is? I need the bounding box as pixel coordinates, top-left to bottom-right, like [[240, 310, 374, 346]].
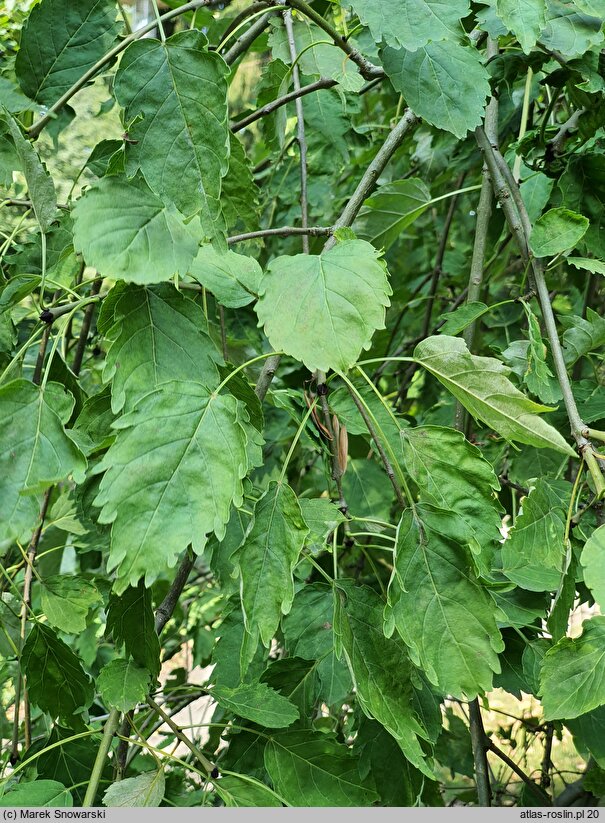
[[15, 0, 120, 106], [0, 780, 72, 808], [214, 775, 282, 807], [400, 425, 503, 568], [282, 583, 352, 706], [438, 302, 490, 335], [335, 581, 436, 778], [22, 624, 93, 726], [501, 479, 569, 591], [106, 584, 161, 679], [581, 524, 605, 609], [2, 111, 56, 232], [356, 178, 431, 251], [189, 246, 262, 308]]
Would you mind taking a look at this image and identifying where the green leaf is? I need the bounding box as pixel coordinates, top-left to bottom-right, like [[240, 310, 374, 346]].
[[540, 616, 605, 720], [539, 0, 604, 58], [264, 730, 378, 806], [400, 426, 503, 569], [567, 257, 605, 275], [15, 0, 120, 106], [382, 41, 490, 139], [355, 719, 427, 806], [114, 30, 230, 228], [214, 775, 282, 807], [566, 706, 605, 769], [256, 240, 391, 373], [22, 624, 93, 726], [521, 172, 555, 223], [335, 582, 436, 778], [94, 384, 263, 592], [262, 658, 319, 720], [347, 0, 470, 50], [355, 179, 431, 251], [36, 726, 105, 807], [2, 111, 56, 232], [210, 608, 267, 688], [520, 301, 556, 401], [0, 77, 40, 114], [232, 481, 308, 664], [387, 505, 504, 698], [581, 524, 605, 609], [97, 659, 152, 712], [211, 682, 299, 728], [102, 283, 221, 413], [106, 584, 161, 679], [72, 174, 200, 284], [573, 0, 605, 13], [502, 479, 569, 591], [530, 208, 589, 257], [103, 770, 165, 808], [282, 584, 352, 706], [413, 335, 576, 456], [561, 308, 605, 365], [438, 302, 490, 335], [0, 380, 86, 543], [496, 0, 547, 53], [41, 574, 102, 634], [221, 135, 260, 233], [269, 17, 364, 91], [298, 499, 347, 555], [302, 88, 352, 160], [0, 780, 72, 808], [188, 246, 262, 308]]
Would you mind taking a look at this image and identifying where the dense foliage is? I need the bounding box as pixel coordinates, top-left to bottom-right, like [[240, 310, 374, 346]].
[[1, 0, 605, 808]]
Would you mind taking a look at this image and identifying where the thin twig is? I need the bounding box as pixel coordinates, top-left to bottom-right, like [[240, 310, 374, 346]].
[[476, 128, 605, 496], [154, 553, 196, 634], [469, 699, 492, 806], [232, 77, 336, 133], [82, 709, 120, 806], [72, 279, 102, 375], [541, 723, 554, 789], [146, 696, 216, 774], [223, 11, 273, 65], [283, 9, 309, 252], [324, 109, 418, 251], [11, 487, 52, 763], [286, 0, 383, 80], [346, 388, 407, 509], [228, 225, 332, 244], [487, 740, 549, 804]]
